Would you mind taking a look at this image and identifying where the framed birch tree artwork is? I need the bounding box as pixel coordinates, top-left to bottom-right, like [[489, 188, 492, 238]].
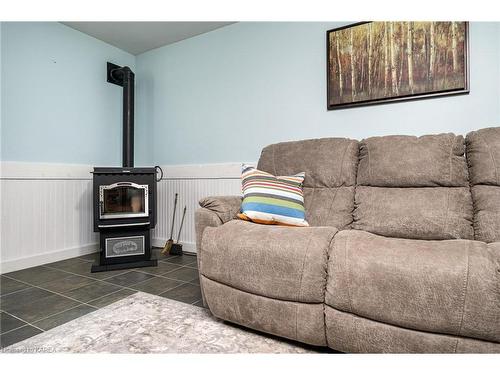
[[327, 22, 469, 110]]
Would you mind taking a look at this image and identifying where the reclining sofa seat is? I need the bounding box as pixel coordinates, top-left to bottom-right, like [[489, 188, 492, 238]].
[[196, 138, 358, 346], [195, 127, 500, 353]]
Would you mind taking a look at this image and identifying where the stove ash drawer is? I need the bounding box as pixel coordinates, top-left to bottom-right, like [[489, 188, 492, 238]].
[[98, 227, 152, 266], [105, 236, 145, 258]]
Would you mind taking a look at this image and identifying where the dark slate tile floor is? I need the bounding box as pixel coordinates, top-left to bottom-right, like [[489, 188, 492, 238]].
[[0, 249, 202, 348]]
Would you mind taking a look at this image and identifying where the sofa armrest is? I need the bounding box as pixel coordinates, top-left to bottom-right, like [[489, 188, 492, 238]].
[[195, 195, 241, 254], [195, 195, 241, 307], [198, 195, 242, 224], [195, 208, 221, 253]]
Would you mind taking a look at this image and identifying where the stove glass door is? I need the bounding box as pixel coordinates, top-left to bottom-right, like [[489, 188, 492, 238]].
[[99, 182, 149, 219]]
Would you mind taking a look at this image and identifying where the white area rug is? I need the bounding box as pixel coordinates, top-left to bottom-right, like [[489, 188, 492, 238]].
[[3, 292, 314, 353]]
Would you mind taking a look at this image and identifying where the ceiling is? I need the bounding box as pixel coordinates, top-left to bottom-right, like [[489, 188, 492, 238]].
[[61, 22, 235, 55]]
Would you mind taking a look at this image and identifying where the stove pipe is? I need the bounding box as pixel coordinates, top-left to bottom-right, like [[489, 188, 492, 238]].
[[107, 62, 135, 168], [121, 67, 134, 168]]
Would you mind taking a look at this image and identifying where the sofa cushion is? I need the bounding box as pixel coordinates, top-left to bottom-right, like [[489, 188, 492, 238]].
[[355, 133, 473, 240], [466, 127, 500, 186], [257, 137, 359, 229], [326, 230, 500, 343], [471, 185, 500, 243], [202, 276, 326, 346], [357, 133, 468, 187], [325, 306, 500, 353], [200, 220, 337, 303], [303, 186, 354, 228], [466, 127, 500, 243], [258, 137, 359, 188], [353, 186, 473, 240]]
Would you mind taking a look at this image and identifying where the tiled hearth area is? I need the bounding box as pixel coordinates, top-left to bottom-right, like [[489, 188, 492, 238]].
[[0, 250, 201, 348]]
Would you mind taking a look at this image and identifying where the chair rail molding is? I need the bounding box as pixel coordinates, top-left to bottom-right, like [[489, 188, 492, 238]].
[[1, 161, 93, 180]]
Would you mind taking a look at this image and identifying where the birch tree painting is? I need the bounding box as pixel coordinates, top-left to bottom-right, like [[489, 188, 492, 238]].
[[327, 22, 469, 109]]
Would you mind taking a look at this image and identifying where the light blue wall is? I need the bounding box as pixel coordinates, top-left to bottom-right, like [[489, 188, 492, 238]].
[[2, 22, 500, 166], [136, 22, 500, 165], [1, 22, 135, 165]]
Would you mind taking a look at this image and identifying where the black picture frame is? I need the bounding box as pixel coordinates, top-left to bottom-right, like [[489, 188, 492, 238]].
[[326, 22, 470, 110]]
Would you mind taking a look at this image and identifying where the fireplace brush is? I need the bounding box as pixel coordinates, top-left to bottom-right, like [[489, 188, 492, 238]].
[[162, 193, 178, 254]]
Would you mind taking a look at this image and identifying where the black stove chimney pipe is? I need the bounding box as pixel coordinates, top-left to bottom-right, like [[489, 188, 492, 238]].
[[107, 62, 135, 168], [121, 67, 134, 168]]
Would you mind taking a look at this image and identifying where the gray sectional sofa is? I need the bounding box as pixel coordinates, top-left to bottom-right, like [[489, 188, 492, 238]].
[[195, 127, 500, 353]]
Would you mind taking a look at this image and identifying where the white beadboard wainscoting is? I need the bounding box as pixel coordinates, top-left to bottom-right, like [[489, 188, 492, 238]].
[[153, 174, 241, 253], [0, 162, 244, 273], [1, 162, 97, 273]]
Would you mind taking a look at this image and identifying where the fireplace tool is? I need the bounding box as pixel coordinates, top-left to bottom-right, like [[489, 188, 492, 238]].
[[170, 206, 187, 256], [162, 193, 178, 254]]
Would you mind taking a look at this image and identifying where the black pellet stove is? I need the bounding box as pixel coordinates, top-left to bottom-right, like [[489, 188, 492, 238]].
[[91, 63, 160, 272]]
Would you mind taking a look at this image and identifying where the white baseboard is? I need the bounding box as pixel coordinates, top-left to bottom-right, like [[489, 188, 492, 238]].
[[0, 239, 196, 273], [0, 243, 98, 274]]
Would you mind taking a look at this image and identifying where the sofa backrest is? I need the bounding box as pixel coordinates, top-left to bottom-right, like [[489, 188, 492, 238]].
[[352, 133, 474, 240], [257, 128, 500, 243], [466, 127, 500, 243], [257, 137, 359, 229]]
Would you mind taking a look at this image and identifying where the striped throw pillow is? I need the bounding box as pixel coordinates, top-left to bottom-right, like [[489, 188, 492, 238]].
[[237, 165, 309, 227]]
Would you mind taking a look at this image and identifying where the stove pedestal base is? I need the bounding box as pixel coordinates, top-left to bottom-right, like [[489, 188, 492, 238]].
[[91, 259, 157, 273], [91, 227, 157, 273]]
